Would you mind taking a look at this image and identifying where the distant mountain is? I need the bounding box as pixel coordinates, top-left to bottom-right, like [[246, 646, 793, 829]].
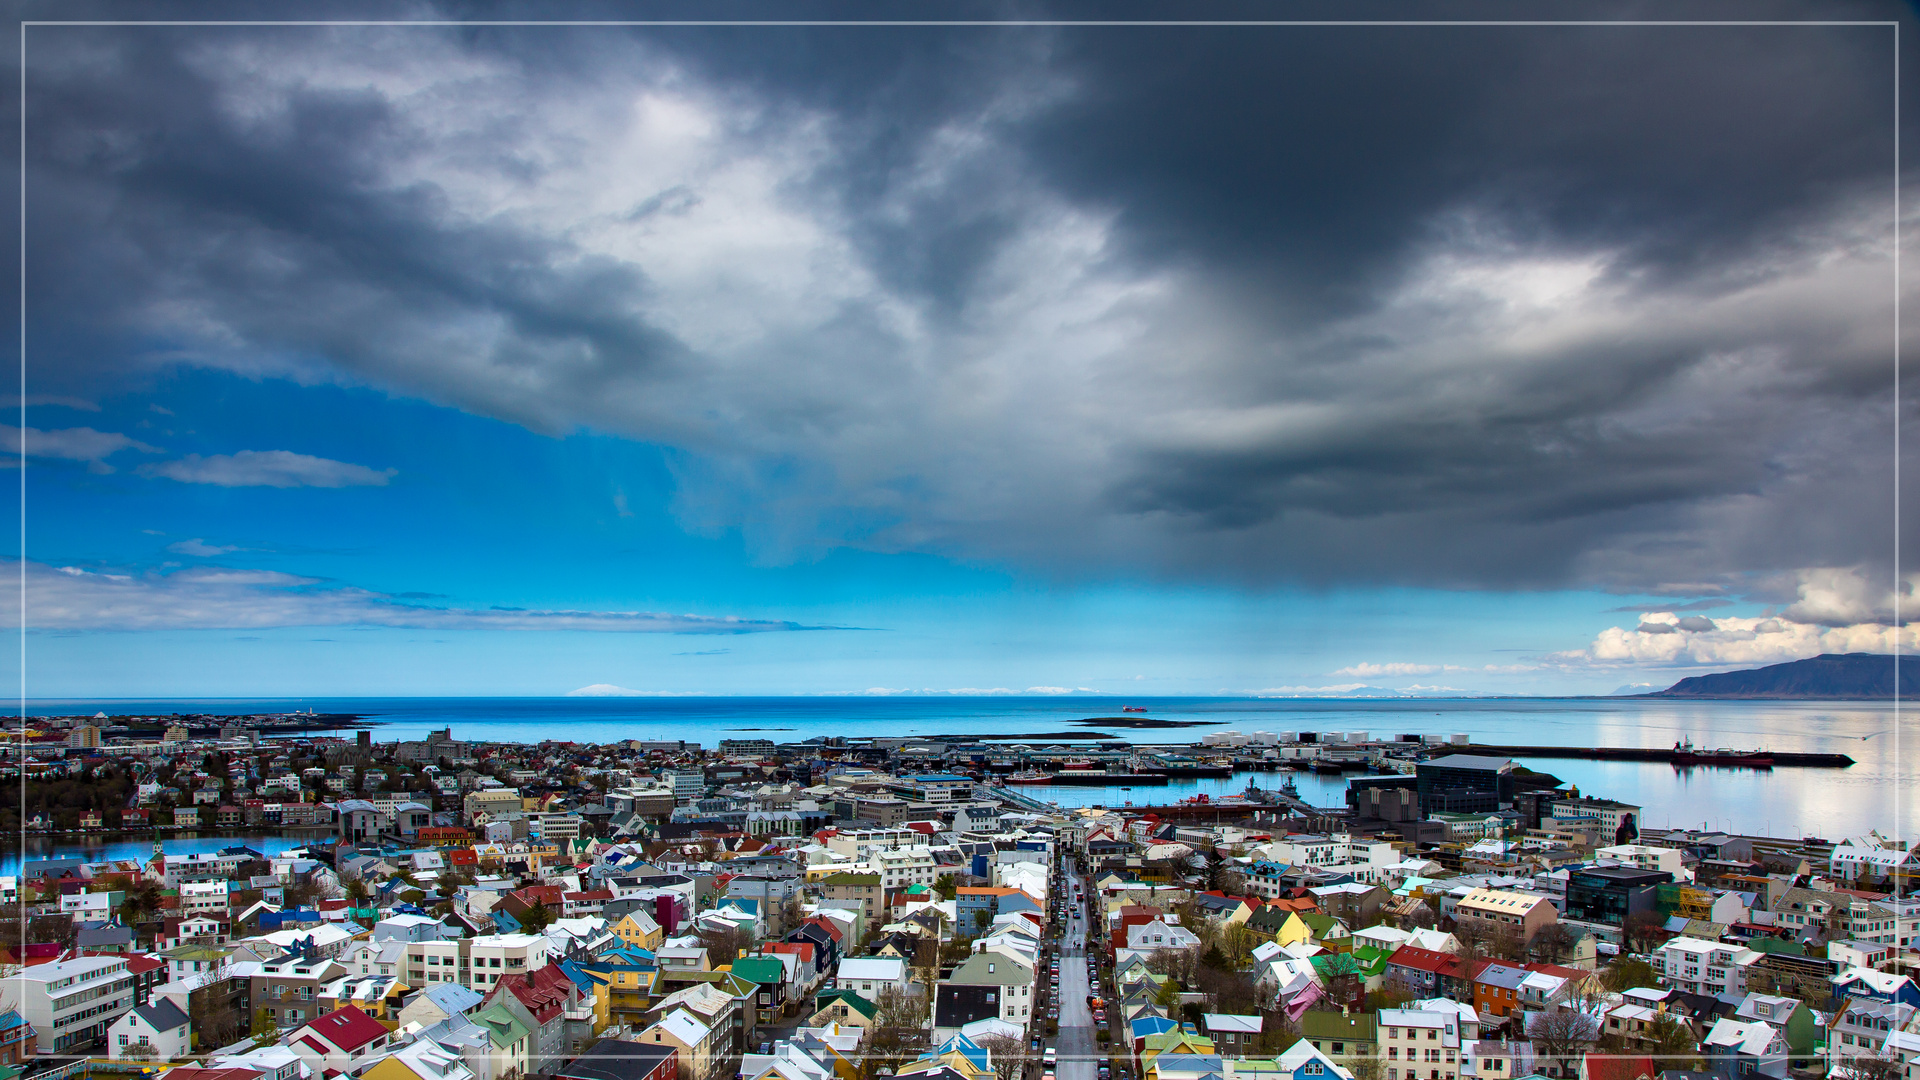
[[1255, 684, 1499, 699], [1646, 653, 1920, 699], [1608, 683, 1659, 697]]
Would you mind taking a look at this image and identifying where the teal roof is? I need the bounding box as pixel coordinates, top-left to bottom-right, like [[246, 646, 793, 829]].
[[729, 957, 785, 985]]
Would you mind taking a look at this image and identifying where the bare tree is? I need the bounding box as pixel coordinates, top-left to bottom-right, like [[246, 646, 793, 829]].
[[1529, 923, 1580, 966], [1849, 1057, 1905, 1080], [1529, 1010, 1600, 1077], [873, 984, 929, 1029], [1193, 964, 1258, 1015], [1621, 910, 1668, 955], [696, 923, 753, 965], [1146, 947, 1199, 986], [780, 893, 806, 936], [1250, 1009, 1299, 1055], [187, 964, 245, 1051], [1399, 903, 1437, 931], [1448, 916, 1489, 960], [863, 986, 931, 1079], [976, 1033, 1029, 1080], [1488, 922, 1527, 963]]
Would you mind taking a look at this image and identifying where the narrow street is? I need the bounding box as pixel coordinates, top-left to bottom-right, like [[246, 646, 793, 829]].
[[1053, 859, 1097, 1080]]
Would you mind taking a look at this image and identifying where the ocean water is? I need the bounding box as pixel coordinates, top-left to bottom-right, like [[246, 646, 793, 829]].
[[15, 695, 1914, 842]]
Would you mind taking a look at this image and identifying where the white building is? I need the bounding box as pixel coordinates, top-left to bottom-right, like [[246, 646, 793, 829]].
[[107, 1000, 192, 1061], [1378, 1006, 1465, 1080], [1549, 798, 1641, 837], [1828, 998, 1914, 1076], [1261, 834, 1400, 885], [180, 879, 231, 912], [1593, 844, 1689, 880], [1651, 936, 1761, 1000], [406, 933, 549, 990], [835, 957, 911, 997], [1830, 831, 1920, 882], [875, 846, 938, 890], [60, 891, 119, 919], [3, 955, 138, 1054]]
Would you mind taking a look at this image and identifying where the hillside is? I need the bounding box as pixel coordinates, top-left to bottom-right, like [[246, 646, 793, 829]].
[[1647, 652, 1920, 699]]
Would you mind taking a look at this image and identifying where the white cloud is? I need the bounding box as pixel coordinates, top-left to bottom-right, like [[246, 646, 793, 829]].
[[0, 424, 158, 466], [563, 684, 704, 697], [0, 395, 99, 411], [6, 560, 830, 633], [1780, 566, 1904, 626], [1564, 611, 1917, 668], [1557, 566, 1920, 668], [1330, 662, 1442, 677], [140, 450, 396, 488], [853, 686, 1089, 696], [166, 538, 240, 557]]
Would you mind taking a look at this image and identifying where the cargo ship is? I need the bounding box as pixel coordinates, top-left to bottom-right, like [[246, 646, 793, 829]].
[[1673, 739, 1774, 768]]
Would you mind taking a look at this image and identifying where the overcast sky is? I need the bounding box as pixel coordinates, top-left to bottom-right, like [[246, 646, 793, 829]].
[[6, 3, 1917, 696]]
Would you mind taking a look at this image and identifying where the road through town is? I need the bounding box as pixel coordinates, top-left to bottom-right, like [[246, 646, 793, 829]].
[[1055, 860, 1096, 1080]]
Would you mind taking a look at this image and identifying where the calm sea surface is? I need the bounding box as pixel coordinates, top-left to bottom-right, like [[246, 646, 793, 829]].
[[11, 696, 1914, 857]]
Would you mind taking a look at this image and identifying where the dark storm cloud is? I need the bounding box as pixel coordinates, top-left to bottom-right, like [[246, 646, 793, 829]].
[[14, 7, 1918, 595]]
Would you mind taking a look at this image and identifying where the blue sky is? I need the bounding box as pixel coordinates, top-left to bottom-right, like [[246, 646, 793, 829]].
[[5, 13, 1915, 697]]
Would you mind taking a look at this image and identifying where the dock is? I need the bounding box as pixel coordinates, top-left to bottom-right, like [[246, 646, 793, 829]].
[[1464, 744, 1854, 767]]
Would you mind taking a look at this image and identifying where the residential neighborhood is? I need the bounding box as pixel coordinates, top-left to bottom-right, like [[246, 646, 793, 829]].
[[0, 724, 1914, 1080]]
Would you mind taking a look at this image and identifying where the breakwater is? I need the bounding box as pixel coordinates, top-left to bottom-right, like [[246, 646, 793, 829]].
[[1467, 744, 1854, 767]]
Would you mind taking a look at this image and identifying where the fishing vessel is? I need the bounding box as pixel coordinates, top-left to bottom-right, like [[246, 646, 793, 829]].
[[1673, 738, 1774, 768]]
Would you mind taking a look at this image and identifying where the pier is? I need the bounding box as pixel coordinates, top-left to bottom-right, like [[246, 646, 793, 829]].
[[1463, 743, 1854, 767]]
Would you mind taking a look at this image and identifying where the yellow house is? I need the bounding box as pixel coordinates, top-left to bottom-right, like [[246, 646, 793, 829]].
[[807, 989, 877, 1031], [614, 912, 665, 950], [591, 965, 659, 1031], [1140, 1032, 1217, 1080], [638, 1009, 722, 1080], [899, 1049, 992, 1080], [362, 1042, 471, 1080], [320, 977, 410, 1021], [1273, 911, 1313, 949], [362, 1058, 418, 1080]]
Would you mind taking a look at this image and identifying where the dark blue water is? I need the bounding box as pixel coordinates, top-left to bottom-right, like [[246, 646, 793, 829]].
[[13, 695, 1914, 840]]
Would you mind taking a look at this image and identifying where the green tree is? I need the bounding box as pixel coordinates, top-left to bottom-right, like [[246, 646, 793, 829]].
[[1601, 957, 1659, 993], [518, 899, 555, 933], [1647, 1013, 1701, 1070]]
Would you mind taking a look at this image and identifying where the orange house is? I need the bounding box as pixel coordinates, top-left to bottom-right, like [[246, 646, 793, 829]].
[[1471, 960, 1528, 1018]]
